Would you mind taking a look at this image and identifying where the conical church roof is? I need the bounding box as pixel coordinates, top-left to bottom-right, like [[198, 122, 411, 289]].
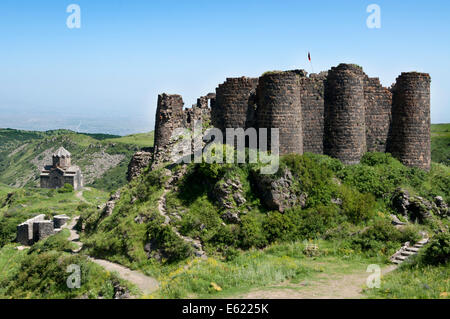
[[53, 147, 71, 157]]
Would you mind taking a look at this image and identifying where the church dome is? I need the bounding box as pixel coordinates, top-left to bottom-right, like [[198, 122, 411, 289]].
[[53, 147, 71, 158]]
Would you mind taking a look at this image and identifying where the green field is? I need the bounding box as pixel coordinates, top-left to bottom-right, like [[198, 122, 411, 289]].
[[431, 123, 450, 166]]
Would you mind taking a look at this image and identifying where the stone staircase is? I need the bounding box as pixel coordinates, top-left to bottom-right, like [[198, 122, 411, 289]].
[[390, 237, 429, 265]]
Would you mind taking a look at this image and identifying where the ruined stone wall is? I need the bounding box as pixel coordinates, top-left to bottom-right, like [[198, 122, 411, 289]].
[[387, 72, 431, 170], [256, 70, 304, 155], [212, 77, 258, 134], [364, 77, 393, 152], [324, 64, 366, 164], [127, 151, 152, 181], [184, 94, 213, 130], [300, 72, 327, 154], [154, 94, 185, 154]]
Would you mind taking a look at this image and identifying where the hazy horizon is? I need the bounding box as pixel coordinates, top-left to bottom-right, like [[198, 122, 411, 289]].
[[1, 0, 449, 135]]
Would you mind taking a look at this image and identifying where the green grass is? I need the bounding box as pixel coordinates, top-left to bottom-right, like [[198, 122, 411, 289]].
[[365, 261, 450, 299], [0, 232, 138, 299], [104, 131, 154, 148], [150, 240, 385, 299], [431, 124, 450, 166], [0, 187, 108, 247]]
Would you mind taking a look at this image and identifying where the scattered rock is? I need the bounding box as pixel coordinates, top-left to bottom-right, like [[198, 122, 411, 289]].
[[102, 191, 121, 217], [221, 211, 241, 224], [134, 215, 147, 224], [113, 282, 130, 299], [252, 168, 307, 212], [331, 198, 343, 206], [390, 214, 407, 226]]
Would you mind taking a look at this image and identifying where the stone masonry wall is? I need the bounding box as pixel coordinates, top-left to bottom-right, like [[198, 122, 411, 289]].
[[212, 77, 258, 135], [364, 77, 393, 152], [300, 72, 327, 154], [184, 94, 213, 130], [154, 94, 185, 154], [257, 70, 304, 155], [387, 72, 431, 170], [324, 64, 366, 164]]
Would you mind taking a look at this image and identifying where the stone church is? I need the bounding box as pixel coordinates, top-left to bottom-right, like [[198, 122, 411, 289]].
[[40, 147, 84, 190]]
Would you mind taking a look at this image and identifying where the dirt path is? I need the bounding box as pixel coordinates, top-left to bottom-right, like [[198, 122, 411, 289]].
[[63, 216, 159, 297], [157, 167, 207, 258], [88, 257, 159, 296], [233, 265, 397, 299], [75, 187, 91, 205]]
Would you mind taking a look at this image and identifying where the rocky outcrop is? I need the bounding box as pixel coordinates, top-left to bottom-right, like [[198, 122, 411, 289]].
[[252, 169, 307, 212], [392, 188, 410, 216], [220, 211, 241, 224], [434, 196, 449, 218], [391, 188, 448, 222], [213, 178, 246, 210], [212, 177, 247, 224], [127, 151, 152, 181], [102, 191, 121, 217], [408, 196, 433, 222]]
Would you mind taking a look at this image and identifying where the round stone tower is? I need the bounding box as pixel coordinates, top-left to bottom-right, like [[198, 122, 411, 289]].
[[324, 64, 366, 164], [256, 70, 304, 155], [388, 72, 431, 170], [154, 93, 185, 154], [212, 77, 258, 133]]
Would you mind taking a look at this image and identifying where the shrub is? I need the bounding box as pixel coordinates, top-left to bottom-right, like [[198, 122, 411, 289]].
[[28, 229, 75, 254], [279, 154, 336, 206], [421, 232, 450, 265], [239, 214, 267, 249], [263, 211, 295, 243], [350, 219, 404, 255], [146, 221, 193, 263], [398, 224, 422, 244], [57, 183, 74, 193], [338, 186, 376, 223], [290, 205, 343, 239]]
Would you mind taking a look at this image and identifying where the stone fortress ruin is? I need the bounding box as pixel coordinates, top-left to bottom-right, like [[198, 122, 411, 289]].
[[40, 147, 84, 190], [17, 214, 70, 245], [152, 63, 431, 171]]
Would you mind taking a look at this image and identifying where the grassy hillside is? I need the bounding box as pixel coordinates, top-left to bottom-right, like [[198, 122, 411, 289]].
[[78, 151, 449, 298], [0, 129, 154, 191], [0, 186, 109, 246], [431, 123, 450, 166], [0, 125, 448, 299], [104, 131, 154, 148]]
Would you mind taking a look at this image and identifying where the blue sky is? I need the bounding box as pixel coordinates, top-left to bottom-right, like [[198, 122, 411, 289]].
[[0, 0, 449, 134]]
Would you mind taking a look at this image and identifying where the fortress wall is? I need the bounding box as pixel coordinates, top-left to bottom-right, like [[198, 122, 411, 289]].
[[212, 77, 258, 133], [256, 70, 304, 155], [364, 77, 393, 152], [183, 95, 213, 130], [387, 72, 431, 170], [300, 72, 327, 154], [154, 94, 185, 153], [324, 64, 366, 164]]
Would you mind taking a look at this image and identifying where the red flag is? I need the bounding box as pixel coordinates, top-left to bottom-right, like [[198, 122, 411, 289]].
[[308, 52, 311, 62]]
